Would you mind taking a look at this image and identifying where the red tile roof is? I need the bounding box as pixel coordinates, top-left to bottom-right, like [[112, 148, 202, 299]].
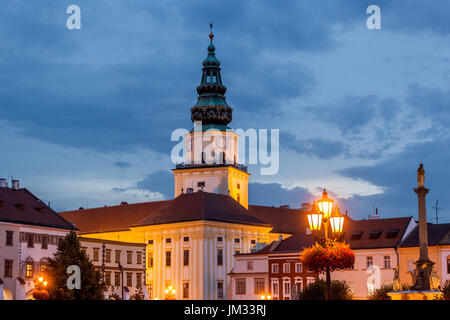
[[247, 205, 308, 234], [134, 191, 269, 227], [0, 188, 74, 230], [61, 199, 170, 234]]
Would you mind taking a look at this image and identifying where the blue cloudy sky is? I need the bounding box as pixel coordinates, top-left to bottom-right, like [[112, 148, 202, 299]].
[[0, 1, 449, 222]]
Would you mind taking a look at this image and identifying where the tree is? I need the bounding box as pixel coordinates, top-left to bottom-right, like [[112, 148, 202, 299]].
[[300, 240, 355, 300], [297, 279, 353, 300], [441, 281, 450, 300], [130, 285, 145, 300], [46, 231, 105, 300]]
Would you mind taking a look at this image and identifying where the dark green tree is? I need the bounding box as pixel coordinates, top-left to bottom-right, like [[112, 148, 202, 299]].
[[297, 279, 353, 300], [46, 231, 105, 300], [130, 285, 145, 300]]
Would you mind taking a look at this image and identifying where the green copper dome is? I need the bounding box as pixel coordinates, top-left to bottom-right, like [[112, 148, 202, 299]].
[[191, 27, 233, 125]]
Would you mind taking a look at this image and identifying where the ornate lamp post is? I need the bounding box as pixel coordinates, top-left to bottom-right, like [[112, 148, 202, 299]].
[[306, 189, 346, 300], [164, 285, 176, 300]]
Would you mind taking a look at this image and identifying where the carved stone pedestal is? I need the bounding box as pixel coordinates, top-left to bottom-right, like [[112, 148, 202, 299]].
[[411, 259, 435, 291]]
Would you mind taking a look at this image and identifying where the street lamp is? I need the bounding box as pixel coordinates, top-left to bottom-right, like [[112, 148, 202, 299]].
[[164, 285, 176, 300], [306, 189, 345, 300]]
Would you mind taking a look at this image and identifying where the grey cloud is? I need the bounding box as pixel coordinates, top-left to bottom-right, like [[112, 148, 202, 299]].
[[113, 161, 132, 168], [281, 132, 346, 159]]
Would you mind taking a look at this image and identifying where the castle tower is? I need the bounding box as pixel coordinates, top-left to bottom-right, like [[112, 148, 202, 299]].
[[173, 26, 249, 208]]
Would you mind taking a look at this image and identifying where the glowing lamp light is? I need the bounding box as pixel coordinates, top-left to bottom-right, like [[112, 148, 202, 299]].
[[43, 281, 48, 287], [260, 295, 265, 300], [329, 208, 345, 234], [267, 295, 272, 300], [38, 277, 44, 283], [317, 189, 334, 218], [307, 208, 323, 232]]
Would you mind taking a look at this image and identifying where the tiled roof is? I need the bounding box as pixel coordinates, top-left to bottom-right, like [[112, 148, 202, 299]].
[[135, 191, 269, 227], [251, 216, 415, 254], [61, 191, 270, 234], [61, 200, 170, 234], [247, 205, 308, 234], [0, 188, 74, 230], [341, 217, 414, 249], [399, 223, 450, 247]]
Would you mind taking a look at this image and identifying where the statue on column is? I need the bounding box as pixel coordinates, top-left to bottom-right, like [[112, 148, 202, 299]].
[[417, 163, 425, 187]]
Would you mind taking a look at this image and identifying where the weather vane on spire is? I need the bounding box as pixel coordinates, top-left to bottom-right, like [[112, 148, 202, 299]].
[[209, 23, 214, 42]]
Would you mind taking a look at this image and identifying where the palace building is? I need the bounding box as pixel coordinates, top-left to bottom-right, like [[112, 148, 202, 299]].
[[60, 30, 308, 300]]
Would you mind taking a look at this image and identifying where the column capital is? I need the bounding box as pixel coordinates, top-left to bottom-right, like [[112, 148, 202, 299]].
[[414, 186, 429, 196]]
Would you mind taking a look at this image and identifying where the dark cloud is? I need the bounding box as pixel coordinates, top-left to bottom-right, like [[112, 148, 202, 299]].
[[113, 161, 131, 168], [248, 182, 313, 208], [136, 170, 174, 199], [281, 132, 346, 159], [337, 137, 450, 222]]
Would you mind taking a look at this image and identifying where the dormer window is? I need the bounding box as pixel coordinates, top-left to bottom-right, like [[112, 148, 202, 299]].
[[351, 231, 363, 240], [197, 182, 205, 189], [386, 229, 399, 239], [369, 230, 382, 239]]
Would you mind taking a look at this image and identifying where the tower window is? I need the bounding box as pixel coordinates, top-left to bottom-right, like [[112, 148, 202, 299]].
[[237, 183, 240, 189], [197, 182, 205, 188], [237, 194, 240, 203]]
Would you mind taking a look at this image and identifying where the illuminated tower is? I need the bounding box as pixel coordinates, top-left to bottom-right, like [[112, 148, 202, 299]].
[[173, 25, 249, 208]]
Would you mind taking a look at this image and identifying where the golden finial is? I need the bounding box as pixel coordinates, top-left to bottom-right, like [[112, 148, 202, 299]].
[[209, 23, 214, 42]]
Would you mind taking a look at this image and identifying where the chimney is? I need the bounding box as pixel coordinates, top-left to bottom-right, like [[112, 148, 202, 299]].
[[12, 179, 19, 190], [0, 178, 6, 188], [301, 203, 312, 211], [368, 208, 380, 219]]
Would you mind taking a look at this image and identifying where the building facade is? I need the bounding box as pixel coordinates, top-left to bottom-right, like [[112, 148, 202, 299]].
[[79, 237, 147, 299], [0, 181, 74, 300]]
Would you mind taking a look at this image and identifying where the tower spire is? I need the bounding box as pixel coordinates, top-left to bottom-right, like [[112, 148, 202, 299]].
[[191, 25, 233, 127]]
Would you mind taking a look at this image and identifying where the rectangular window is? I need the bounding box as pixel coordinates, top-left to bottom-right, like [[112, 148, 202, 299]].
[[217, 281, 224, 299], [251, 239, 256, 244], [166, 251, 171, 267], [183, 283, 189, 299], [148, 284, 153, 299], [254, 278, 265, 295], [137, 251, 142, 265], [217, 237, 223, 242], [148, 239, 153, 245], [93, 248, 99, 262], [114, 272, 121, 286], [127, 251, 133, 264], [183, 250, 189, 266], [306, 277, 315, 286], [184, 236, 189, 242], [197, 181, 205, 188], [149, 252, 154, 268], [126, 273, 132, 287], [237, 194, 241, 203], [283, 279, 291, 298], [384, 256, 391, 269], [105, 272, 111, 286], [236, 279, 246, 295], [26, 262, 33, 278], [41, 236, 48, 249], [27, 234, 34, 248], [234, 250, 240, 255], [6, 231, 13, 246], [166, 238, 172, 244], [115, 250, 121, 263], [408, 260, 415, 272], [237, 183, 240, 189], [271, 263, 279, 273], [247, 261, 253, 271], [295, 263, 303, 273], [217, 249, 223, 266], [283, 263, 290, 273], [294, 279, 303, 293], [4, 260, 13, 278], [136, 273, 142, 287], [105, 249, 111, 262], [366, 256, 373, 268], [271, 279, 279, 295], [447, 259, 450, 274], [234, 238, 240, 244]]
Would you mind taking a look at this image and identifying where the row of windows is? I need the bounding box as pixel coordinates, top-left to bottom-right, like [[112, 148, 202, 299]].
[[234, 277, 316, 297], [89, 248, 144, 265], [104, 271, 142, 288], [270, 277, 316, 298], [270, 263, 311, 274], [366, 256, 391, 269], [4, 231, 62, 249], [156, 249, 241, 267], [2, 259, 47, 278], [149, 237, 256, 245]]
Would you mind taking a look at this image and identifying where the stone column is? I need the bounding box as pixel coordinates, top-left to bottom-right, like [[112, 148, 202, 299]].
[[411, 163, 434, 291]]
